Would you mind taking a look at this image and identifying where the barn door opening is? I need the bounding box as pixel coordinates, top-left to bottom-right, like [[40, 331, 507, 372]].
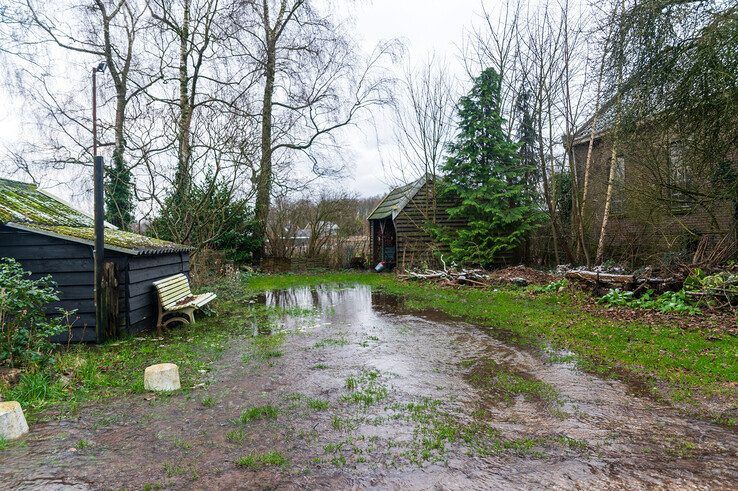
[[378, 218, 396, 265]]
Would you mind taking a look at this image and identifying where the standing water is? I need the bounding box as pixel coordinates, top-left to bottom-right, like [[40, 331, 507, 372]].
[[1, 284, 736, 489]]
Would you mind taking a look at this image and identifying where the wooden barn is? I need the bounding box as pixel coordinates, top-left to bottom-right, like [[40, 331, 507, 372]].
[[0, 178, 191, 343], [368, 174, 466, 269]]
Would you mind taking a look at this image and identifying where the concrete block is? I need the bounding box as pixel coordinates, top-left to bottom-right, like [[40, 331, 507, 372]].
[[0, 401, 29, 440], [144, 363, 181, 392]]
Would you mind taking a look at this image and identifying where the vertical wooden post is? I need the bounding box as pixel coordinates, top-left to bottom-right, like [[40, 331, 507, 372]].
[[101, 262, 120, 340], [94, 155, 106, 342]]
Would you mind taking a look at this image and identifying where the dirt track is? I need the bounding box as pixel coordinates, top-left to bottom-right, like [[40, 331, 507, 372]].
[[1, 284, 737, 490]]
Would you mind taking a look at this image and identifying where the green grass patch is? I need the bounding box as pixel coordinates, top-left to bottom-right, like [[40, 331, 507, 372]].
[[342, 369, 388, 406], [243, 331, 287, 366], [226, 427, 245, 444], [465, 358, 560, 405], [396, 397, 550, 462], [236, 450, 288, 469], [307, 398, 330, 411], [303, 272, 736, 412], [0, 278, 284, 421], [239, 404, 278, 423], [5, 271, 736, 422], [313, 337, 349, 349]]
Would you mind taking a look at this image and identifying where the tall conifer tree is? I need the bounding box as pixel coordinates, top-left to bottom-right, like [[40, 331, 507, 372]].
[[439, 68, 540, 266]]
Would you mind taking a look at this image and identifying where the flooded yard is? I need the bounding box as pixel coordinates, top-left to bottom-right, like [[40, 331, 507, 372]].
[[1, 284, 737, 489]]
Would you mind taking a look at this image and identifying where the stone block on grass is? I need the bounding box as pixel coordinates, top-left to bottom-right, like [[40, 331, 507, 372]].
[[0, 401, 29, 440], [144, 363, 181, 392]]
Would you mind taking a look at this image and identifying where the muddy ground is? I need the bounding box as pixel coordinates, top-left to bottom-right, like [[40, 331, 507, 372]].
[[1, 284, 737, 490]]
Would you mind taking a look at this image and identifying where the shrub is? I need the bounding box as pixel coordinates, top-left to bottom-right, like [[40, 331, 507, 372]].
[[0, 258, 69, 368], [532, 279, 568, 293], [598, 288, 700, 315]]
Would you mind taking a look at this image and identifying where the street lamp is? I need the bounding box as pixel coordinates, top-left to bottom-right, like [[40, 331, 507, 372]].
[[92, 60, 107, 342], [92, 61, 107, 157]]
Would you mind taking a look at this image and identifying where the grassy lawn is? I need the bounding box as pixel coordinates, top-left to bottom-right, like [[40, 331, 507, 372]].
[[252, 272, 737, 421], [1, 271, 736, 425]]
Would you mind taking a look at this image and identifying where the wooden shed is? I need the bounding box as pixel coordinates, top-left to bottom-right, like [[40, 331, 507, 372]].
[[368, 174, 466, 269], [0, 178, 191, 343]]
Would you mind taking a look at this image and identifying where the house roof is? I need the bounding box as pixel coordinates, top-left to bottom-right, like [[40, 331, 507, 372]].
[[0, 178, 190, 255], [572, 96, 619, 145], [368, 174, 430, 221]]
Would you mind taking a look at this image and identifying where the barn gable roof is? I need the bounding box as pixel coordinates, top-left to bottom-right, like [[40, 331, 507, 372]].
[[0, 178, 189, 255], [368, 174, 430, 221]]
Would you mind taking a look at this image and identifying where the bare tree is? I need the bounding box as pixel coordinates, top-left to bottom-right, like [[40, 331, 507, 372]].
[[385, 55, 456, 185], [595, 0, 626, 265], [142, 0, 261, 246], [232, 0, 397, 262], [1, 0, 155, 228]]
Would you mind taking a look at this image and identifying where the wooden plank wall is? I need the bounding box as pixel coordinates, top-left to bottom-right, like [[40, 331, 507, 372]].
[[393, 182, 465, 269], [394, 182, 518, 269], [0, 225, 190, 341], [0, 225, 101, 342], [126, 252, 190, 334]]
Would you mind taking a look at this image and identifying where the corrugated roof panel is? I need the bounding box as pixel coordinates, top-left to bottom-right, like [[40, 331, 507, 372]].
[[368, 175, 429, 221]]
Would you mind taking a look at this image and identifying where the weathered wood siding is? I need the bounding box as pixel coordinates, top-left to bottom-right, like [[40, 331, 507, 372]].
[[391, 182, 519, 269], [393, 181, 467, 269], [0, 224, 190, 342], [1, 224, 99, 341], [126, 253, 189, 334]]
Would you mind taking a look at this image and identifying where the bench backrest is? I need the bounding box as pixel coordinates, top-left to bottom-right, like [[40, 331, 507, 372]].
[[153, 274, 193, 309]]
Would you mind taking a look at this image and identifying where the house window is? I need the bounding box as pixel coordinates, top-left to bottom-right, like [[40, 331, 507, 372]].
[[668, 141, 694, 209], [611, 155, 626, 213]]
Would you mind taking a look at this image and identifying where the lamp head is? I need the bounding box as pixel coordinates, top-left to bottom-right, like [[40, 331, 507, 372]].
[[96, 61, 107, 73]]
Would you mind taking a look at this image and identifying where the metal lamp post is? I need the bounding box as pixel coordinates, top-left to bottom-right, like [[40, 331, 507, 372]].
[[93, 61, 107, 342]]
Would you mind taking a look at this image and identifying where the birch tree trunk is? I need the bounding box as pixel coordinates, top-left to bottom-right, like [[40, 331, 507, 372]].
[[175, 0, 192, 198], [595, 143, 619, 265], [594, 0, 626, 266], [254, 24, 276, 263]]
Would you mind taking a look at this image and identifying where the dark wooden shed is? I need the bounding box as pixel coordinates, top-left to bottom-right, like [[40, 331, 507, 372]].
[[0, 178, 191, 343], [368, 174, 466, 269]]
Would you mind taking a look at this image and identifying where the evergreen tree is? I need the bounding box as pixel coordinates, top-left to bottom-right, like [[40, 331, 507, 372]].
[[105, 149, 135, 230], [514, 87, 540, 193], [439, 68, 540, 267], [150, 174, 260, 264]]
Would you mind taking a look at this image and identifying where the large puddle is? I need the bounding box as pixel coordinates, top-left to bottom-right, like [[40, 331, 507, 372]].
[[2, 284, 737, 489]]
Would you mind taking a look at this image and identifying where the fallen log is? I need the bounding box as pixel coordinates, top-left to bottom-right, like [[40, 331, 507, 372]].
[[566, 270, 636, 285]]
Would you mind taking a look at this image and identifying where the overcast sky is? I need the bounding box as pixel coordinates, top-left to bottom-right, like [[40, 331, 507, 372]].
[[0, 0, 490, 203], [341, 0, 484, 197]]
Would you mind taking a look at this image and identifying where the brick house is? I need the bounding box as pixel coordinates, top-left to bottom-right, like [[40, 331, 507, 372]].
[[570, 108, 736, 264]]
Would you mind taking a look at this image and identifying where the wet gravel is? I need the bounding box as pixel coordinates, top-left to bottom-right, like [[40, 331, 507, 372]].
[[1, 284, 737, 490]]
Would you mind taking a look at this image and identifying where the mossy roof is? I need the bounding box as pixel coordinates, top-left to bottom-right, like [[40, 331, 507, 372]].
[[0, 178, 93, 227], [0, 178, 189, 255], [368, 174, 429, 221]]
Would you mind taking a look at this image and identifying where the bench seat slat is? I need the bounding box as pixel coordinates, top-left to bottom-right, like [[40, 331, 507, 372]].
[[158, 280, 189, 291], [153, 274, 188, 286], [158, 281, 191, 294], [154, 274, 216, 330], [159, 285, 192, 302], [163, 293, 216, 311]]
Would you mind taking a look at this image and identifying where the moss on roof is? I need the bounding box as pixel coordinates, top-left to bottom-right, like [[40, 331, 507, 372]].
[[368, 175, 429, 221], [0, 178, 93, 227], [0, 178, 189, 254], [26, 225, 186, 252]]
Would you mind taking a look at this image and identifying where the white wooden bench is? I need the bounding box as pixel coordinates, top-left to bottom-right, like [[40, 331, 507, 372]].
[[153, 274, 216, 333]]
